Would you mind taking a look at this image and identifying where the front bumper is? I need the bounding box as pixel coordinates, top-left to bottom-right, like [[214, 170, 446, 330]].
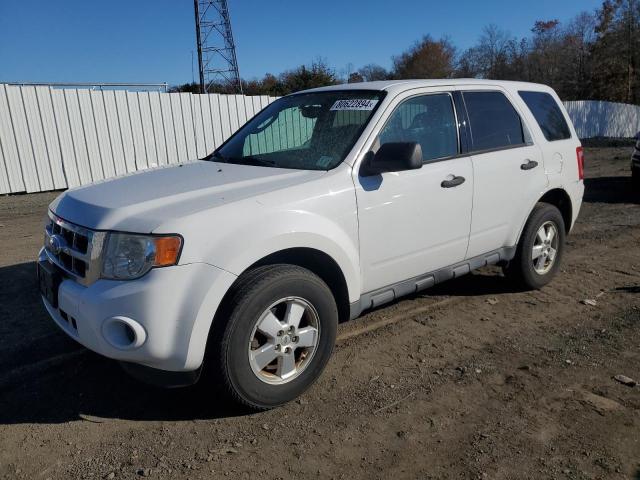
[[39, 248, 237, 373]]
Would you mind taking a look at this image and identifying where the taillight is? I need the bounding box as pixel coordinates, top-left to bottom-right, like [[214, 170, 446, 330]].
[[576, 146, 585, 180]]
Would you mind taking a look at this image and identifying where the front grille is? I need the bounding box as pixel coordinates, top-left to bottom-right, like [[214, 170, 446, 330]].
[[44, 213, 107, 286], [45, 220, 89, 278], [50, 221, 89, 254], [59, 308, 78, 331]]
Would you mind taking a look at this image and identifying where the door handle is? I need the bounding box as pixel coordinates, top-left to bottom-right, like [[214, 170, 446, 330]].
[[441, 175, 466, 188], [521, 160, 539, 171]]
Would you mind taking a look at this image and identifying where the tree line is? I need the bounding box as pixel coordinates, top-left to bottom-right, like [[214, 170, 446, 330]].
[[172, 0, 640, 104]]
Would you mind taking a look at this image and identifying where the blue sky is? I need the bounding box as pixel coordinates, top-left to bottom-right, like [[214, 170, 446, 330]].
[[0, 0, 603, 86]]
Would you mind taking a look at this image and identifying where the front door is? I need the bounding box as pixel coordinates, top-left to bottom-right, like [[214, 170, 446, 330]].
[[355, 92, 473, 293]]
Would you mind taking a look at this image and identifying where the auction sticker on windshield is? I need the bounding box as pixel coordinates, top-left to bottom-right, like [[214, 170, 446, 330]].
[[330, 99, 378, 111]]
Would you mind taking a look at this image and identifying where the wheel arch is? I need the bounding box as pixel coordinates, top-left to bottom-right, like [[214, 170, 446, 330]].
[[513, 187, 573, 249], [537, 188, 573, 234], [228, 247, 351, 324], [197, 247, 352, 374]]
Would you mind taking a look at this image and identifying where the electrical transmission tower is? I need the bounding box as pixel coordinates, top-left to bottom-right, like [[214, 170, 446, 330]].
[[193, 0, 242, 93]]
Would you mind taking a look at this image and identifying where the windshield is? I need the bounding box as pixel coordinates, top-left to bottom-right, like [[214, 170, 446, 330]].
[[206, 90, 385, 170]]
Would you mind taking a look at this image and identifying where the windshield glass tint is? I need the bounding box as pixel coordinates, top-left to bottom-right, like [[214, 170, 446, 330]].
[[208, 91, 385, 170]]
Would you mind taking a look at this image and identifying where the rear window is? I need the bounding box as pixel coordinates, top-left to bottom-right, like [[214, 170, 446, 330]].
[[518, 91, 571, 141], [463, 91, 525, 151]]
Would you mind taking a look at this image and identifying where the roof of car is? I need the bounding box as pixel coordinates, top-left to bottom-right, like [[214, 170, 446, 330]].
[[300, 79, 553, 96]]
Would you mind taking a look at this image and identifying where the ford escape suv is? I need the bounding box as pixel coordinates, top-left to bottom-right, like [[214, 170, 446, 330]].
[[38, 80, 584, 409]]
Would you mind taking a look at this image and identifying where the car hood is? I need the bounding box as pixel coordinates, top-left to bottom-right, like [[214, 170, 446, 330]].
[[50, 161, 326, 232]]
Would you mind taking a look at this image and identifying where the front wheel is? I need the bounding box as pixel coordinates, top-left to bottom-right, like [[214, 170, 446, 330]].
[[504, 203, 566, 290], [205, 265, 338, 410]]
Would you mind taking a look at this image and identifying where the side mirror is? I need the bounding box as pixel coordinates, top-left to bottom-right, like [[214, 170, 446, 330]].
[[360, 142, 423, 177]]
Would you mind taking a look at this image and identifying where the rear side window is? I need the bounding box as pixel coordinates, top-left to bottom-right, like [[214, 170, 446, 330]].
[[463, 91, 525, 151], [518, 91, 571, 141]]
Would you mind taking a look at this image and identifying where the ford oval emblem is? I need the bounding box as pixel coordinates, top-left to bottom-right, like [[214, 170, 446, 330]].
[[48, 234, 66, 255]]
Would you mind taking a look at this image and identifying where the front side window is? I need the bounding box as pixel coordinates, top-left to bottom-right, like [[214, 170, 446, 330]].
[[208, 91, 385, 170], [463, 91, 525, 151], [378, 93, 458, 161], [518, 91, 571, 141]]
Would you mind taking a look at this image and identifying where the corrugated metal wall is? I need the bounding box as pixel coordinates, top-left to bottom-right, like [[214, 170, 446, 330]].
[[0, 84, 276, 194], [564, 100, 640, 139], [1, 85, 639, 195]]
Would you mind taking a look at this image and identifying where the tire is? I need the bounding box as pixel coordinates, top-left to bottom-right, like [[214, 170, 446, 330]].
[[504, 203, 566, 290], [205, 264, 338, 410], [633, 166, 640, 185]]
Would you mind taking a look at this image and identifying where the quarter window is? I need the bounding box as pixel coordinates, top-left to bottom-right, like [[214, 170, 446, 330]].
[[518, 91, 571, 141], [378, 94, 458, 162], [463, 91, 525, 151]]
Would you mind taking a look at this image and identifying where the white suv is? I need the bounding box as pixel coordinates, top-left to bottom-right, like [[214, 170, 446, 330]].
[[38, 80, 584, 409]]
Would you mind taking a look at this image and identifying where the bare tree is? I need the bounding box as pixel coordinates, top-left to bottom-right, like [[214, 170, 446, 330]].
[[562, 11, 597, 99], [455, 47, 482, 78], [358, 64, 390, 81], [475, 24, 515, 78], [591, 0, 640, 102], [392, 35, 457, 79]]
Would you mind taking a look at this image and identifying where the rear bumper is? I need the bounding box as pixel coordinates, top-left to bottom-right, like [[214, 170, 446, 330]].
[[567, 180, 585, 233], [40, 248, 237, 372]]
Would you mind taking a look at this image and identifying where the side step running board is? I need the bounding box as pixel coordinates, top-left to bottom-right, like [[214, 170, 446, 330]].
[[350, 247, 516, 319]]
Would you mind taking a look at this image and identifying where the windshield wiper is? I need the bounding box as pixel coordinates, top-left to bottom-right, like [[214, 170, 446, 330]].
[[226, 156, 277, 167], [205, 151, 227, 163]]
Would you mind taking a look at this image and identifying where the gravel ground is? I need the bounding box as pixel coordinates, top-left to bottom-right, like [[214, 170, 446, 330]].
[[0, 147, 639, 480]]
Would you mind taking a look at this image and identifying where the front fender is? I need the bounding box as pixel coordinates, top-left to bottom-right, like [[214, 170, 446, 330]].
[[208, 209, 361, 302], [183, 210, 361, 370]]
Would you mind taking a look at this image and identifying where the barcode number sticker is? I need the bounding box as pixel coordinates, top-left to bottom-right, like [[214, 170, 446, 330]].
[[330, 99, 378, 111]]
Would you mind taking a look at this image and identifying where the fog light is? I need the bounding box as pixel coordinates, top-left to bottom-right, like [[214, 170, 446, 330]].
[[102, 316, 146, 350]]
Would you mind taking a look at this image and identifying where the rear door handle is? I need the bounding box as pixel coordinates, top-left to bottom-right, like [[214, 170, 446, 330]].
[[441, 175, 466, 188], [521, 160, 539, 171]]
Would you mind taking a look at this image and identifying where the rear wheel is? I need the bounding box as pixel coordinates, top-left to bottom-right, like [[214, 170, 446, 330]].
[[504, 203, 565, 290], [205, 264, 338, 410]]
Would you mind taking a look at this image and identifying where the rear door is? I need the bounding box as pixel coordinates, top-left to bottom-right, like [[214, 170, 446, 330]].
[[461, 88, 547, 258]]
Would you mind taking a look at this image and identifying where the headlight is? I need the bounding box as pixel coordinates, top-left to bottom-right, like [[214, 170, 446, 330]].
[[102, 233, 182, 280]]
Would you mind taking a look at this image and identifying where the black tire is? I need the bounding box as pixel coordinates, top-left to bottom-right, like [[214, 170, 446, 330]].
[[205, 264, 338, 410], [504, 203, 566, 290], [633, 167, 640, 185]]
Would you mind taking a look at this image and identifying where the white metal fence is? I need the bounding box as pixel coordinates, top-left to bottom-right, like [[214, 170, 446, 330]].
[[0, 84, 639, 195], [564, 100, 640, 139], [0, 84, 276, 194]]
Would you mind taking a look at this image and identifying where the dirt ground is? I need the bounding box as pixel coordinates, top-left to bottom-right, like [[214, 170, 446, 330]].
[[0, 148, 639, 480]]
